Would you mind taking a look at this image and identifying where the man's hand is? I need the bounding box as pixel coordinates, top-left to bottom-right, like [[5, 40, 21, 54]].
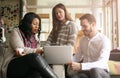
[[69, 62, 82, 71]]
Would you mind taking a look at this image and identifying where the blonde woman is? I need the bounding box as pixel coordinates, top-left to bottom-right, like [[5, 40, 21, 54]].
[[45, 3, 78, 78]]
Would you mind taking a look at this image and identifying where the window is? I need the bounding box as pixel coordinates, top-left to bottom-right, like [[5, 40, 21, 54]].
[[38, 14, 51, 41]]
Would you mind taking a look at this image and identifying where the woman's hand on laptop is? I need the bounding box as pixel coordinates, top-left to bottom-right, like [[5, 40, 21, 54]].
[[36, 48, 44, 56]]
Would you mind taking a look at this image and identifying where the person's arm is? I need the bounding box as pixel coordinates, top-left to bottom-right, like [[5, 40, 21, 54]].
[[68, 40, 83, 71], [10, 28, 42, 56], [67, 22, 78, 46], [45, 31, 53, 46], [73, 39, 83, 62]]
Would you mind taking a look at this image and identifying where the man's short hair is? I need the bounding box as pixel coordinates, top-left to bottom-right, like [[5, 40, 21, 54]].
[[79, 13, 96, 24]]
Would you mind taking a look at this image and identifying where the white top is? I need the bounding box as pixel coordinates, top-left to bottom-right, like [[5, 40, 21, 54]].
[[73, 32, 111, 71]]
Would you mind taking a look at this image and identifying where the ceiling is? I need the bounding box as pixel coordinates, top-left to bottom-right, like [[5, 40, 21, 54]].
[[26, 0, 108, 8]]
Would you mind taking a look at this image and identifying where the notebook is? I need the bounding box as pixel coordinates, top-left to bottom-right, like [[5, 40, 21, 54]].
[[43, 46, 73, 64]]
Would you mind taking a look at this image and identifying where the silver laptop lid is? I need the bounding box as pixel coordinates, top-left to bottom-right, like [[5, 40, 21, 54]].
[[43, 46, 73, 64]]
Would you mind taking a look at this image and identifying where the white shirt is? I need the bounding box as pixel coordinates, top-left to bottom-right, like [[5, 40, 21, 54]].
[[73, 32, 111, 71]]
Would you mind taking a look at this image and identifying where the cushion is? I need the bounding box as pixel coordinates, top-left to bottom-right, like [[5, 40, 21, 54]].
[[108, 60, 120, 75]]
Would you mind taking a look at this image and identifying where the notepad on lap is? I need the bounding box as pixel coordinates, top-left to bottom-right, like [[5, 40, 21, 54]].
[[43, 46, 73, 64]]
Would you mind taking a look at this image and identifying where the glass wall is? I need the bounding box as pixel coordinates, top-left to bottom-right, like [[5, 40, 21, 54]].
[[103, 0, 118, 49]]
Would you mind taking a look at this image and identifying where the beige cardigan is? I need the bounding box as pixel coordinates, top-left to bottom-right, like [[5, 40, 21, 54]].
[[1, 28, 40, 78]]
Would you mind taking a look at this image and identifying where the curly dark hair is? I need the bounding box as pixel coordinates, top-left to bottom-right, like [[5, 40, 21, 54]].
[[19, 12, 41, 40]]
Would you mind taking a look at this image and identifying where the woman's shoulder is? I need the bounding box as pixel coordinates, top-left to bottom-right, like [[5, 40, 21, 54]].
[[11, 27, 19, 32], [10, 28, 21, 36], [66, 21, 79, 33], [68, 21, 76, 25], [67, 21, 78, 27], [67, 21, 79, 29]]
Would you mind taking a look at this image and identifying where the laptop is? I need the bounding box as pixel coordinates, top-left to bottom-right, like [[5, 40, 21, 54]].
[[43, 46, 73, 64]]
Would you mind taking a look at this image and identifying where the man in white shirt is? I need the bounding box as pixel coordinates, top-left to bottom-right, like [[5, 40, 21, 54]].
[[67, 14, 111, 78]]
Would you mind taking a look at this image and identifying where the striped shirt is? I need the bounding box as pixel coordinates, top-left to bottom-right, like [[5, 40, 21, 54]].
[[46, 21, 78, 46]]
